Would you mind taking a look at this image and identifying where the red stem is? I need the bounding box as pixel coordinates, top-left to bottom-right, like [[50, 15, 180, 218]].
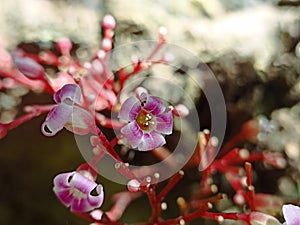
[[7, 104, 54, 130], [157, 171, 184, 202], [96, 128, 139, 181]]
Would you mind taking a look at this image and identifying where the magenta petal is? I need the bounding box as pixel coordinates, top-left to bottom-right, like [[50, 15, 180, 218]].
[[41, 104, 72, 136], [283, 204, 300, 225], [54, 189, 74, 206], [138, 131, 166, 151], [54, 84, 81, 104], [71, 173, 97, 194], [53, 172, 74, 189], [155, 109, 173, 134], [71, 197, 89, 212], [143, 95, 165, 115], [87, 185, 104, 207], [119, 96, 141, 121], [121, 121, 143, 148]]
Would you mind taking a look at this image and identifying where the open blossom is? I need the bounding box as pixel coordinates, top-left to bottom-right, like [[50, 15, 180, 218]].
[[283, 204, 300, 225], [119, 90, 173, 151], [53, 171, 104, 212], [41, 84, 95, 136]]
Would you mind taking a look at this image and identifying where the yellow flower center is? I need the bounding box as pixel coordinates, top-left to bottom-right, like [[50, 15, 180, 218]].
[[136, 110, 155, 131]]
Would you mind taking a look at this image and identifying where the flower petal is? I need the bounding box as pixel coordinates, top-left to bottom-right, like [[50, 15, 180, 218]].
[[41, 104, 72, 136], [54, 84, 81, 104], [54, 189, 74, 207], [143, 95, 165, 115], [283, 204, 300, 225], [48, 72, 76, 92], [119, 96, 141, 121], [87, 185, 104, 208], [71, 172, 97, 194], [65, 105, 96, 135], [155, 109, 173, 134], [138, 131, 166, 151], [121, 121, 143, 148], [71, 197, 90, 212], [53, 172, 74, 189]]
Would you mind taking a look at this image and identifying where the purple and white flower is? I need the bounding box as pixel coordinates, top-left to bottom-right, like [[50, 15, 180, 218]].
[[41, 84, 95, 136], [53, 171, 104, 212], [283, 204, 300, 225], [119, 90, 173, 151]]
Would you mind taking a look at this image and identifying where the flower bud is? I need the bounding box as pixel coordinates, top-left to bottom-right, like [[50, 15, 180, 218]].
[[102, 15, 116, 30], [102, 38, 112, 52], [14, 57, 45, 80], [135, 87, 148, 102], [127, 179, 140, 192], [56, 38, 72, 55], [173, 104, 189, 118]]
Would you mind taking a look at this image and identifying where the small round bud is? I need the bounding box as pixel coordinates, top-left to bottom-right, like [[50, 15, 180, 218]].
[[233, 192, 246, 205], [135, 87, 148, 102], [102, 38, 112, 52], [127, 179, 140, 192], [97, 50, 106, 59], [56, 38, 72, 55], [179, 219, 185, 225], [159, 26, 167, 40], [161, 202, 167, 210], [102, 15, 116, 30], [172, 104, 189, 118], [90, 209, 103, 220]]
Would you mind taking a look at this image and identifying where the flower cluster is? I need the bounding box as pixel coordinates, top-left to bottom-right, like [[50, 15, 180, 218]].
[[0, 14, 299, 225]]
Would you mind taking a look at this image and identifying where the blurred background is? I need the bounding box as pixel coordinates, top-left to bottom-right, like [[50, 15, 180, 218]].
[[0, 0, 299, 224]]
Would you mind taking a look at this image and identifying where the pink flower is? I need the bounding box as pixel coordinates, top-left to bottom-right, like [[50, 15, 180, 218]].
[[53, 171, 104, 212], [41, 84, 95, 136], [283, 204, 300, 225], [119, 91, 173, 151]]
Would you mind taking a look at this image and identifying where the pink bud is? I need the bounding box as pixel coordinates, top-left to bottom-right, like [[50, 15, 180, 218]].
[[127, 179, 140, 192], [159, 27, 167, 41], [14, 57, 45, 80], [102, 38, 112, 52], [135, 87, 148, 102], [173, 104, 189, 118], [56, 38, 72, 55], [90, 209, 103, 221], [102, 15, 116, 30]]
